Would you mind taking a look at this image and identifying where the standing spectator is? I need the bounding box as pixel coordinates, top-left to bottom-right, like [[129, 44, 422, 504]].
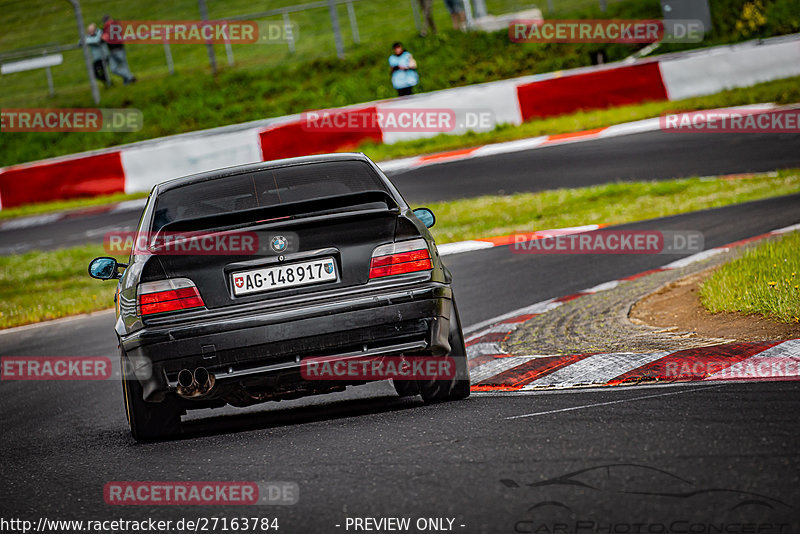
[[84, 23, 109, 84], [388, 42, 418, 97], [102, 15, 137, 85], [443, 0, 467, 31], [418, 0, 436, 37]]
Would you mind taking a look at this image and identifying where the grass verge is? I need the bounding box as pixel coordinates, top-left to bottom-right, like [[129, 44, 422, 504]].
[[360, 76, 800, 162], [426, 169, 800, 243], [2, 169, 799, 329], [700, 231, 800, 323], [0, 244, 125, 329], [3, 75, 799, 220], [0, 192, 148, 221], [3, 0, 799, 167]]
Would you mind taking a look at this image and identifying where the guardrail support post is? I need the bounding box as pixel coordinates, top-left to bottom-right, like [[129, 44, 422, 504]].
[[327, 0, 346, 59], [42, 51, 55, 97], [346, 1, 360, 44], [198, 0, 218, 75], [283, 12, 296, 54], [224, 39, 235, 66], [163, 40, 175, 75], [410, 0, 422, 34], [463, 0, 474, 28], [68, 0, 100, 104]]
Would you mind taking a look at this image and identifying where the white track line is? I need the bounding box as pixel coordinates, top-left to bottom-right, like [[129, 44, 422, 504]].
[[437, 240, 494, 256], [505, 384, 724, 419]]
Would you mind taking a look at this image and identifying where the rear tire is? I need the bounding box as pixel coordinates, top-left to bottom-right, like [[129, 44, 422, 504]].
[[393, 377, 420, 397], [418, 299, 471, 403], [120, 351, 183, 441]]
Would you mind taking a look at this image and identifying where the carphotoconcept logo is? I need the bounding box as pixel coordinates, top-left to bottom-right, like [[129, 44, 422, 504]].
[[506, 464, 793, 532], [1, 108, 142, 132]]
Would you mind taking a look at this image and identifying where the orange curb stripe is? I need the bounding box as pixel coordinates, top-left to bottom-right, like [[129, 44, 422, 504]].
[[474, 224, 610, 247], [471, 384, 524, 392], [620, 268, 666, 281], [417, 147, 479, 163], [541, 127, 606, 145], [475, 235, 520, 246]]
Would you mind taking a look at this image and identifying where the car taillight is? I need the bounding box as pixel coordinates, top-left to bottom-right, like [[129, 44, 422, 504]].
[[369, 238, 432, 279], [137, 278, 205, 316]]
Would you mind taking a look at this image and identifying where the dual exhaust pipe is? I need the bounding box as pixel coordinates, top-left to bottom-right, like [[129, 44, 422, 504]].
[[177, 367, 215, 398]]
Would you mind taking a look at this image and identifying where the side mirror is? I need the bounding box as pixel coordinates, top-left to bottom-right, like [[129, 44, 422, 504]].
[[412, 207, 436, 228], [88, 257, 125, 280]]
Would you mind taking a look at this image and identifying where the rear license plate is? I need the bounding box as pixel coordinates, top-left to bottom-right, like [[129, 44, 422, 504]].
[[231, 257, 337, 296]]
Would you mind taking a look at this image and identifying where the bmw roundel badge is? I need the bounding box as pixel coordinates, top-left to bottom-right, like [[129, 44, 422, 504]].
[[270, 235, 288, 253]]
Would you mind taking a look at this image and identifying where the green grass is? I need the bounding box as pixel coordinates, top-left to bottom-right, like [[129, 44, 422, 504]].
[[3, 74, 799, 220], [700, 230, 800, 323], [2, 169, 799, 329], [0, 192, 148, 221], [426, 169, 800, 243], [360, 75, 800, 162], [2, 0, 798, 167], [0, 244, 125, 329]]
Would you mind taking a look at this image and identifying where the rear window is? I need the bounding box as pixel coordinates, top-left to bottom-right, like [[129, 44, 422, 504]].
[[151, 160, 389, 232]]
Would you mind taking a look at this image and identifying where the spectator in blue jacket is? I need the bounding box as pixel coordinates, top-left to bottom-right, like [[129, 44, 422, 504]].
[[84, 23, 109, 83], [389, 42, 418, 97]]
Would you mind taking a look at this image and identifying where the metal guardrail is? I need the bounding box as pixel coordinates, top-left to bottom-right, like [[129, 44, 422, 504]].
[[0, 44, 79, 63], [0, 50, 69, 97], [224, 0, 367, 21], [0, 0, 622, 103]]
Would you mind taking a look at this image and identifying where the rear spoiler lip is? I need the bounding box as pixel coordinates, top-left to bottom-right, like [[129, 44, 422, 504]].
[[151, 190, 398, 245], [244, 205, 399, 232]]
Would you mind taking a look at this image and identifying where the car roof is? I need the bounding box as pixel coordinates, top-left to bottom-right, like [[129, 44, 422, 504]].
[[154, 153, 378, 194]]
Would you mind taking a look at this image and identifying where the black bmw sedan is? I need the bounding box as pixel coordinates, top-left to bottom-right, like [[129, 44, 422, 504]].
[[88, 153, 469, 440]]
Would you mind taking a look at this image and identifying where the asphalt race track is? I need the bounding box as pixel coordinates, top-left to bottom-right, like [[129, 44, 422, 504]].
[[1, 132, 799, 532], [387, 130, 800, 202], [2, 130, 800, 255]]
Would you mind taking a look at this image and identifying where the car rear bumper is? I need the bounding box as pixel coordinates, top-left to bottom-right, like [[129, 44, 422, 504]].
[[121, 281, 453, 401]]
